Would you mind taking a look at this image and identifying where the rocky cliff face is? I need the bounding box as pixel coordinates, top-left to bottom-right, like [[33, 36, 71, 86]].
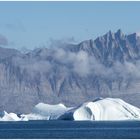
[[1, 29, 140, 113]]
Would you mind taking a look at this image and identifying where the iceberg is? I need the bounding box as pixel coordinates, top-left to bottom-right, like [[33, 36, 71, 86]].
[[1, 98, 140, 121], [0, 111, 22, 121], [59, 98, 140, 121], [23, 103, 71, 120]]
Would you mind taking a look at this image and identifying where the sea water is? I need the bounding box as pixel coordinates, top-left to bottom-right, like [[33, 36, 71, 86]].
[[0, 120, 140, 139]]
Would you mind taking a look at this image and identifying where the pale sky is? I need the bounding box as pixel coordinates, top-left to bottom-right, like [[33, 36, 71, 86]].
[[0, 1, 140, 50]]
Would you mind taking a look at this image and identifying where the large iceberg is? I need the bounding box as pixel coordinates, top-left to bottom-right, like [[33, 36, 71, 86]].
[[1, 98, 140, 121], [59, 98, 140, 121], [22, 103, 71, 120]]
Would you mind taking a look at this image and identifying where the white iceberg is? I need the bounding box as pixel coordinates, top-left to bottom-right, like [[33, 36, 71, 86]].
[[0, 111, 22, 121], [59, 98, 140, 121], [1, 98, 140, 121], [24, 103, 71, 120]]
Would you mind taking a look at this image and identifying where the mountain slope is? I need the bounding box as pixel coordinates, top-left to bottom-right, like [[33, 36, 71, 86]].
[[0, 29, 140, 113]]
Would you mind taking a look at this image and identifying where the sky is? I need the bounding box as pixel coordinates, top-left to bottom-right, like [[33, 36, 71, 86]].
[[0, 1, 140, 50]]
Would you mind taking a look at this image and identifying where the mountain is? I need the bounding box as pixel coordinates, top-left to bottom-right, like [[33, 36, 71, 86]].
[[1, 29, 140, 113], [0, 47, 21, 59]]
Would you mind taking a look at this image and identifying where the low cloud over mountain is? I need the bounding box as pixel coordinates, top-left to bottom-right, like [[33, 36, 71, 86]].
[[0, 29, 140, 113], [0, 34, 8, 46]]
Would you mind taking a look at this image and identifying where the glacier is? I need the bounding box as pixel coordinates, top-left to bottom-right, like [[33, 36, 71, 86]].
[[1, 98, 140, 121]]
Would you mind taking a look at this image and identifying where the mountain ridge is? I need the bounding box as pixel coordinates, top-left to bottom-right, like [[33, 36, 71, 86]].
[[0, 29, 140, 113]]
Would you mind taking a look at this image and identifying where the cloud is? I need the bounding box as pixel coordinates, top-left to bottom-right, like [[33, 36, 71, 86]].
[[52, 47, 103, 77], [0, 34, 8, 46], [136, 32, 140, 37], [73, 51, 91, 76], [51, 44, 140, 80], [10, 38, 140, 85]]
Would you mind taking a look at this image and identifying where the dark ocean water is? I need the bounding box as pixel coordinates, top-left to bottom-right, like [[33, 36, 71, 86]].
[[0, 120, 140, 139]]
